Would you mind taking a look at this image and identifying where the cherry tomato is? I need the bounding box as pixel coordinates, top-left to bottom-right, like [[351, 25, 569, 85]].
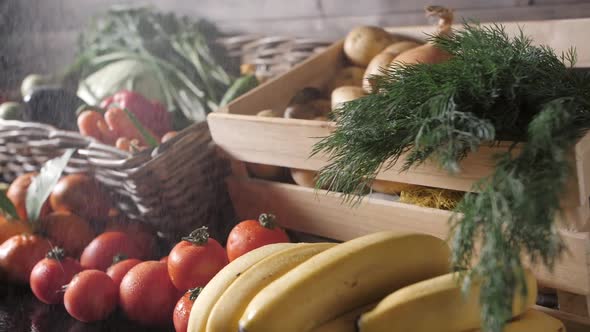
[[120, 261, 179, 326], [226, 213, 290, 262], [104, 220, 157, 260], [30, 247, 82, 304], [173, 288, 201, 332], [106, 258, 142, 288], [0, 234, 52, 283], [6, 172, 51, 221], [40, 212, 94, 258], [159, 256, 168, 264], [0, 215, 31, 245], [168, 227, 228, 291], [64, 270, 118, 322], [49, 173, 112, 222], [80, 232, 143, 271]]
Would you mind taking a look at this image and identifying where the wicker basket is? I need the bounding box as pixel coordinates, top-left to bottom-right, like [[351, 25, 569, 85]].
[[0, 35, 328, 238], [0, 120, 232, 237]]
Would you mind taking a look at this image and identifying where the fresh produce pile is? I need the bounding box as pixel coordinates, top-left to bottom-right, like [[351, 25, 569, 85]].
[[0, 6, 255, 134], [0, 154, 292, 330], [308, 6, 590, 332], [242, 8, 464, 210], [186, 231, 564, 332], [77, 90, 177, 152], [74, 6, 242, 129]]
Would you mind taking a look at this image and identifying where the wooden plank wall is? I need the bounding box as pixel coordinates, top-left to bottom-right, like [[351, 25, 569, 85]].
[[1, 0, 590, 90]]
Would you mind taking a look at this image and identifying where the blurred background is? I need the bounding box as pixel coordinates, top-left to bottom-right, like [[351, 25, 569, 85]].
[[2, 0, 590, 90]]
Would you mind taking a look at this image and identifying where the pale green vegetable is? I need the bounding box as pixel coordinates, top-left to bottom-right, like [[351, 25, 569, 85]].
[[77, 59, 167, 107]]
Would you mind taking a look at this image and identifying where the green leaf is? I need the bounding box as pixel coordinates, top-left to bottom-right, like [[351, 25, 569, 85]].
[[121, 108, 160, 148], [0, 191, 19, 220], [26, 149, 75, 224]]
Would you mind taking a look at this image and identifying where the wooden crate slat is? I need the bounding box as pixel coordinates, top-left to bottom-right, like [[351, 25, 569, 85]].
[[535, 305, 590, 332], [220, 41, 345, 116], [226, 176, 590, 295], [210, 112, 521, 192]]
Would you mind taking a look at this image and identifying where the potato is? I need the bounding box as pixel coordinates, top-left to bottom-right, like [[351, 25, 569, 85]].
[[290, 168, 319, 188], [362, 52, 397, 93], [257, 109, 280, 117], [370, 179, 419, 195], [331, 86, 366, 111], [344, 26, 397, 66], [247, 163, 285, 181], [328, 66, 365, 91]]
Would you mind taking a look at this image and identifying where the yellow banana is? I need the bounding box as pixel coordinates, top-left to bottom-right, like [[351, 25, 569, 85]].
[[311, 303, 377, 332], [239, 231, 451, 332], [187, 242, 297, 332], [207, 242, 336, 332], [468, 309, 565, 332], [358, 270, 537, 332]]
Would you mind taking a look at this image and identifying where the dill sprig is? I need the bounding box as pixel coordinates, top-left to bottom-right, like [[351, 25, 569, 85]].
[[313, 23, 590, 331]]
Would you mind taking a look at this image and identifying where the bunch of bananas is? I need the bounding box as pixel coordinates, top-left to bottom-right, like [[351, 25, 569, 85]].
[[186, 231, 565, 332]]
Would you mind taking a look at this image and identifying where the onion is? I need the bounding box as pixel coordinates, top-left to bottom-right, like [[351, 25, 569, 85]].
[[392, 6, 454, 66], [362, 52, 397, 93]]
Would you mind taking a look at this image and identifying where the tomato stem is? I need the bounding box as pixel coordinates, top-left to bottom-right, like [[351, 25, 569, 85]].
[[182, 226, 210, 245], [188, 287, 203, 302], [258, 213, 277, 229], [112, 253, 128, 265], [46, 247, 65, 261]]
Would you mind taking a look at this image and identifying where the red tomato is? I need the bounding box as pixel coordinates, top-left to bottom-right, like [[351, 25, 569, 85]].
[[64, 270, 118, 322], [119, 261, 179, 326], [104, 220, 157, 260], [80, 232, 143, 271], [106, 258, 142, 288], [0, 234, 52, 283], [49, 173, 112, 222], [173, 288, 202, 332], [226, 213, 290, 262], [159, 256, 168, 264], [167, 227, 228, 291], [40, 212, 95, 258], [30, 247, 82, 304]]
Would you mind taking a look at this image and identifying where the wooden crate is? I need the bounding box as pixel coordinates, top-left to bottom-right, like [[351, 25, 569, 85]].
[[209, 18, 590, 324]]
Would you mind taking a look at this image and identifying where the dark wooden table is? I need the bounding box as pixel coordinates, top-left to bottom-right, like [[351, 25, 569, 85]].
[[0, 284, 174, 332]]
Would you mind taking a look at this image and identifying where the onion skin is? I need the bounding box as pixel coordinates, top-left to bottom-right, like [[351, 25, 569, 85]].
[[382, 41, 422, 56], [392, 6, 454, 67], [392, 44, 451, 66], [363, 52, 397, 93]]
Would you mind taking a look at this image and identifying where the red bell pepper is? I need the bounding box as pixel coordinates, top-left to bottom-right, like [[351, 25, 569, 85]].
[[100, 90, 171, 138]]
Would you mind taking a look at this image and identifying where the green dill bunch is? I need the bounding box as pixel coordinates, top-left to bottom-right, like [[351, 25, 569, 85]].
[[313, 22, 590, 332]]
